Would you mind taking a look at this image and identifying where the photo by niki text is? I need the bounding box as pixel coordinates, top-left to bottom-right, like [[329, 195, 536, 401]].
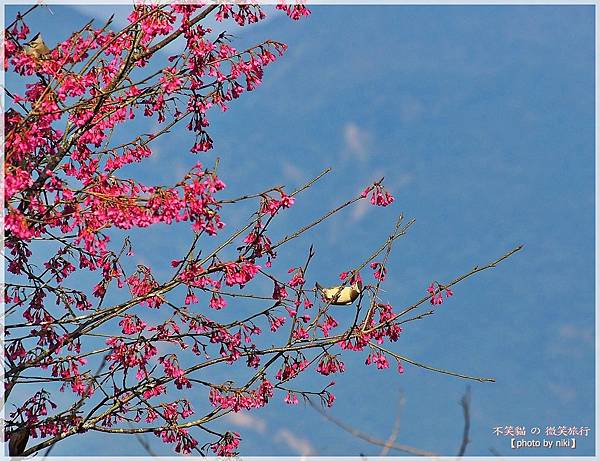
[[493, 425, 591, 450]]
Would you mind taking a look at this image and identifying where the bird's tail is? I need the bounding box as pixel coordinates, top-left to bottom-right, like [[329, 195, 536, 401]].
[[315, 281, 324, 292]]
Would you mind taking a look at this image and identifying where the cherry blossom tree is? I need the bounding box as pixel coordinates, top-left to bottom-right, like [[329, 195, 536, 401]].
[[3, 3, 521, 456]]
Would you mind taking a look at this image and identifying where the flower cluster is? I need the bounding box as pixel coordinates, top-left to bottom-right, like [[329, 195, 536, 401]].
[[427, 282, 454, 305], [260, 190, 296, 215], [318, 314, 339, 337], [272, 281, 288, 300], [222, 261, 261, 287], [210, 431, 241, 457], [208, 380, 274, 412], [242, 220, 276, 263], [284, 391, 299, 405], [276, 2, 311, 20], [268, 315, 287, 332], [155, 427, 198, 455], [209, 327, 242, 363], [51, 356, 93, 397], [338, 270, 362, 284], [105, 337, 157, 380], [370, 261, 387, 281], [365, 351, 389, 369], [159, 355, 191, 390], [287, 266, 305, 288], [316, 354, 346, 376], [361, 180, 395, 207], [276, 356, 309, 381]]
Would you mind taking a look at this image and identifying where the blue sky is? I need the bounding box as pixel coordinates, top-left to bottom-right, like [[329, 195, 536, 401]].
[[5, 4, 595, 457]]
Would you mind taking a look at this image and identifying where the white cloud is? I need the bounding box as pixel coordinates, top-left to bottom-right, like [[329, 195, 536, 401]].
[[225, 412, 267, 434], [399, 95, 425, 123], [69, 5, 131, 29], [558, 324, 593, 346], [343, 122, 370, 162], [281, 161, 306, 184], [547, 323, 593, 360], [149, 144, 162, 163], [396, 172, 413, 187], [546, 382, 577, 405], [350, 198, 370, 223], [275, 428, 315, 456]]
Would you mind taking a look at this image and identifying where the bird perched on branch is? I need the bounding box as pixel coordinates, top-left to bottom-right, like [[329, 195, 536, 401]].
[[24, 32, 51, 59], [315, 279, 363, 305], [8, 424, 30, 457]]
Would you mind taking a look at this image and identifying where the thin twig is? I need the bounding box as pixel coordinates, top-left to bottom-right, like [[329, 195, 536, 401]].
[[133, 429, 158, 456], [379, 394, 405, 456], [364, 245, 524, 335], [370, 343, 495, 383], [457, 385, 472, 457], [307, 397, 437, 457]]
